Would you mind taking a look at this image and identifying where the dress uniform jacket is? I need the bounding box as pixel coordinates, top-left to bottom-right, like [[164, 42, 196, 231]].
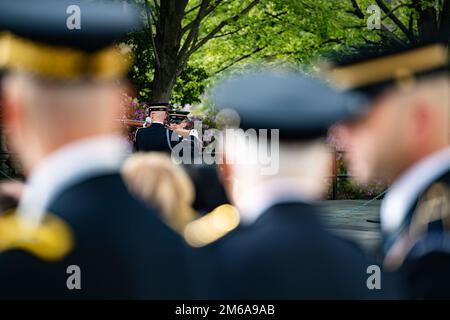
[[0, 138, 191, 299], [382, 151, 450, 299], [134, 123, 182, 153], [134, 122, 194, 152], [134, 123, 201, 164], [192, 201, 399, 299]]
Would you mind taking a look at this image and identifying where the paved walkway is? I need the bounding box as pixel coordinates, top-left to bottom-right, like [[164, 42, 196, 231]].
[[316, 200, 382, 253]]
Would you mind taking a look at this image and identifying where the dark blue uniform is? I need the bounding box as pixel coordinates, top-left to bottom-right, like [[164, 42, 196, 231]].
[[192, 201, 399, 299], [134, 123, 200, 165], [134, 123, 180, 153], [0, 173, 191, 299], [385, 169, 450, 299]]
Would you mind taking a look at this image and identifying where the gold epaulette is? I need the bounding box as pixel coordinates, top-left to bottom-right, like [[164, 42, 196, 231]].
[[183, 204, 240, 247], [0, 210, 74, 262]]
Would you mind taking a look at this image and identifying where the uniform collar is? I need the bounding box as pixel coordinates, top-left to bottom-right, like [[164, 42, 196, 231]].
[[18, 135, 130, 226], [236, 178, 313, 226], [381, 146, 450, 234]]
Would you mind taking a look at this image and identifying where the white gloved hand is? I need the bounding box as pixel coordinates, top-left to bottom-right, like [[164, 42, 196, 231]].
[[144, 117, 152, 127]]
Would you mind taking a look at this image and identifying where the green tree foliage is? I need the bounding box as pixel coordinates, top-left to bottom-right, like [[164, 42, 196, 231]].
[[126, 0, 449, 105], [192, 0, 449, 75], [128, 27, 209, 104]]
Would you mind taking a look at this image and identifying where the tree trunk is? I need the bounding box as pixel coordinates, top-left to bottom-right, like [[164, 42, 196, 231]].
[[439, 0, 450, 43], [152, 59, 179, 102], [152, 0, 188, 102], [413, 0, 439, 43]]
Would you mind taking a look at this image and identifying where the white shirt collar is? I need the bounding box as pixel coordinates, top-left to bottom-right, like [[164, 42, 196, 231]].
[[18, 135, 130, 226], [381, 146, 450, 234], [236, 178, 309, 225]]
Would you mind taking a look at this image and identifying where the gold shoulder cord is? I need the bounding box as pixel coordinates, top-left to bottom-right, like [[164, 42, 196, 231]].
[[184, 204, 240, 247], [0, 209, 74, 262]]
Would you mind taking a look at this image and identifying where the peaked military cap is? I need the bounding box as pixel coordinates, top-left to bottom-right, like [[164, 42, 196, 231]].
[[169, 110, 190, 123], [0, 0, 142, 79], [212, 69, 368, 140], [324, 41, 449, 98], [147, 102, 170, 112]]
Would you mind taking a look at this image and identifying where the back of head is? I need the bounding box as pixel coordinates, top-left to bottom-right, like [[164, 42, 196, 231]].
[[218, 130, 332, 205], [211, 68, 363, 205], [151, 111, 168, 123], [1, 73, 125, 172]]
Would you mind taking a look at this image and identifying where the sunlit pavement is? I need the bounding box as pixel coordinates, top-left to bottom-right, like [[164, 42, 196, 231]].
[[317, 200, 382, 253]]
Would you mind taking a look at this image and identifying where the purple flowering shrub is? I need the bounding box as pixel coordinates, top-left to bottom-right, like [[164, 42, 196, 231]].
[[120, 95, 147, 142]]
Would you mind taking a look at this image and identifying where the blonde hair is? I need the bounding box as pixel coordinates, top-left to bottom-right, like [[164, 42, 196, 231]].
[[122, 153, 196, 233]]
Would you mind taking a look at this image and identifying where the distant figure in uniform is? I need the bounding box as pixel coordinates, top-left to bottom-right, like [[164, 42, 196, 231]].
[[134, 103, 174, 152], [169, 109, 202, 164], [122, 153, 197, 233], [0, 0, 189, 299], [134, 105, 200, 164], [168, 109, 191, 129], [325, 41, 450, 299], [189, 69, 399, 299]]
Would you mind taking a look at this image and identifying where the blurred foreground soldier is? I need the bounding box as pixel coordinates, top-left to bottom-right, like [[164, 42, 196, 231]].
[[187, 70, 397, 299], [0, 0, 189, 299], [326, 42, 450, 299], [134, 105, 201, 163]]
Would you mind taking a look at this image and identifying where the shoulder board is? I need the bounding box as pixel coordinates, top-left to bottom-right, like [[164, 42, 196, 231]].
[[183, 204, 240, 247], [0, 210, 74, 261]]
